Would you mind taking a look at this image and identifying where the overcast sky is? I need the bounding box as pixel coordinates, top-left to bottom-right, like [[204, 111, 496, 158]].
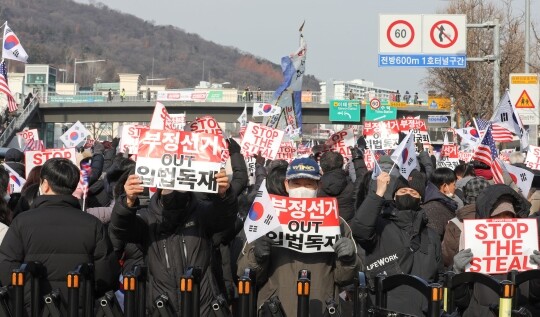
[[83, 0, 538, 97]]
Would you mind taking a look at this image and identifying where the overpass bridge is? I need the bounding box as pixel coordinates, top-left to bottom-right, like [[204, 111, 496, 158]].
[[0, 92, 452, 148]]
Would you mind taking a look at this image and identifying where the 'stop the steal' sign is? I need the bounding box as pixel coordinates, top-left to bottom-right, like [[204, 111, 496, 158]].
[[135, 129, 224, 193], [464, 218, 539, 274], [265, 195, 341, 253], [240, 122, 285, 160]]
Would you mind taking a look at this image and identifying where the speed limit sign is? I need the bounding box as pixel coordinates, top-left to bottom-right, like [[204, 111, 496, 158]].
[[379, 15, 422, 53], [370, 98, 381, 109]]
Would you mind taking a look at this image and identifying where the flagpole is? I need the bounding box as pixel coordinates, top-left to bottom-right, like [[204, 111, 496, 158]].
[[388, 163, 396, 175]]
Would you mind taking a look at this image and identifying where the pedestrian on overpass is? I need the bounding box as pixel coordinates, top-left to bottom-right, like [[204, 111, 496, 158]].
[[107, 88, 113, 102], [120, 88, 126, 102]]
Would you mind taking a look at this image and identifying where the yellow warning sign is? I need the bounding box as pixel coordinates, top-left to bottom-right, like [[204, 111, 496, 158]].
[[515, 90, 535, 109], [511, 75, 538, 85]]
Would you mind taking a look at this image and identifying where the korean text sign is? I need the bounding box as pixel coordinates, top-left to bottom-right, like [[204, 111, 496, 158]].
[[464, 219, 538, 274], [135, 129, 224, 193], [265, 195, 341, 253]]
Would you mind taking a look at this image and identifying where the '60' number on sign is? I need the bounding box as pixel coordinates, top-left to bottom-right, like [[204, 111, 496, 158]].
[[394, 29, 407, 38]]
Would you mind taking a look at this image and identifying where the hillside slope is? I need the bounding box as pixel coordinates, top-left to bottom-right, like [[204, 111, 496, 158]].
[[0, 0, 320, 90]]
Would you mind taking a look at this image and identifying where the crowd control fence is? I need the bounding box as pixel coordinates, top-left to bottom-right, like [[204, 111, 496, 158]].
[[1, 263, 540, 317]]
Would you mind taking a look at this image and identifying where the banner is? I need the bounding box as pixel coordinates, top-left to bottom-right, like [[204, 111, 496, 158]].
[[16, 128, 39, 149], [240, 122, 284, 160], [464, 218, 538, 274], [363, 120, 400, 150], [135, 129, 224, 193], [266, 195, 340, 253], [525, 145, 540, 170], [25, 148, 77, 178]]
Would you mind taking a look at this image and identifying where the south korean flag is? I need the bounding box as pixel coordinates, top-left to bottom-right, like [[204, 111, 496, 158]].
[[244, 180, 282, 243]]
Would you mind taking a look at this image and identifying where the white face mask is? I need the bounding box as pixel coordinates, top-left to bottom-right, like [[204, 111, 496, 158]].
[[288, 187, 317, 198], [445, 192, 454, 198]]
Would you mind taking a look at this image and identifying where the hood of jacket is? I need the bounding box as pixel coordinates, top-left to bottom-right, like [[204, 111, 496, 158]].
[[319, 169, 349, 196], [456, 176, 474, 190], [423, 182, 458, 212], [456, 203, 477, 221], [476, 184, 531, 219]]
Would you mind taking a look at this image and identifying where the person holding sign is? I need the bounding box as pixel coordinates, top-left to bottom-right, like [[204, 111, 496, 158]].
[[237, 158, 362, 317], [451, 184, 540, 316], [109, 169, 237, 316], [350, 171, 441, 317]]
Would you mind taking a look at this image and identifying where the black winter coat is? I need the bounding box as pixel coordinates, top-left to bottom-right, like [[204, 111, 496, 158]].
[[421, 182, 458, 240], [318, 169, 355, 221], [0, 195, 119, 311], [350, 192, 442, 316], [109, 189, 238, 315]]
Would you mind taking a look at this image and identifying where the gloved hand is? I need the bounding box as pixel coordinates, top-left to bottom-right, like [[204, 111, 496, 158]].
[[453, 248, 473, 273], [333, 237, 356, 262], [357, 136, 367, 150], [350, 146, 364, 160], [228, 138, 241, 154], [93, 142, 105, 155], [253, 236, 273, 263], [530, 250, 540, 266], [112, 137, 120, 149]]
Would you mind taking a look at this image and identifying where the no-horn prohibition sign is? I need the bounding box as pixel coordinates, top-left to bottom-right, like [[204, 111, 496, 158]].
[[430, 20, 458, 48], [387, 20, 415, 48]]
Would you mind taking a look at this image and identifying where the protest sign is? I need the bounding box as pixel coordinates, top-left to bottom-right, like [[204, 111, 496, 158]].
[[150, 102, 175, 130], [459, 151, 474, 163], [276, 141, 297, 163], [398, 118, 431, 150], [265, 195, 341, 253], [364, 149, 376, 171], [245, 156, 256, 186], [135, 129, 224, 193], [525, 145, 540, 170], [25, 148, 77, 178], [324, 128, 355, 158], [363, 120, 400, 150], [240, 122, 284, 160], [464, 218, 539, 274], [170, 113, 186, 130], [437, 144, 460, 169], [437, 157, 460, 169], [190, 116, 229, 163], [16, 129, 39, 149], [119, 125, 147, 154]]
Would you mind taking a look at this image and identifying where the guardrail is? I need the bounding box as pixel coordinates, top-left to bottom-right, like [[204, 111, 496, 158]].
[[0, 94, 40, 147]]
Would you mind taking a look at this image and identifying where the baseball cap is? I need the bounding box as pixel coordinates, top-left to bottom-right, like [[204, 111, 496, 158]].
[[491, 201, 516, 217], [286, 158, 321, 181]]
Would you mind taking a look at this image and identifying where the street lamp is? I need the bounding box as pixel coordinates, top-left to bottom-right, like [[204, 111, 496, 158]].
[[73, 58, 106, 94], [58, 68, 67, 83], [146, 77, 167, 86]]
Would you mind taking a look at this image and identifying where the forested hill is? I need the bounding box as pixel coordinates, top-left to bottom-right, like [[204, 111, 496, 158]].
[[0, 0, 320, 90]]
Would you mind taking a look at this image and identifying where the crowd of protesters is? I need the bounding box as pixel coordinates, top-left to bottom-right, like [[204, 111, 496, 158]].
[[0, 133, 539, 317]]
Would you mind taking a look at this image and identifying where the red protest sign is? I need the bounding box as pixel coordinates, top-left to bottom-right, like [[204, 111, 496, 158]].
[[267, 195, 340, 253], [464, 218, 539, 274], [276, 142, 297, 163], [25, 148, 77, 178]]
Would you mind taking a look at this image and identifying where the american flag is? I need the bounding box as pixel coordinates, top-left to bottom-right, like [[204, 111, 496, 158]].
[[491, 123, 514, 142], [0, 61, 18, 113], [472, 118, 504, 183]]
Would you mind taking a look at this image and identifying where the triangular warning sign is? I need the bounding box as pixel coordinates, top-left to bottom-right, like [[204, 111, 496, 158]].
[[515, 90, 535, 109]]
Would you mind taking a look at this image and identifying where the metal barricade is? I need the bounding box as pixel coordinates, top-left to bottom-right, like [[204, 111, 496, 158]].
[[296, 270, 311, 317], [123, 266, 147, 317], [353, 272, 369, 317], [42, 290, 63, 317], [374, 273, 443, 317], [11, 262, 43, 317], [66, 264, 94, 317], [151, 295, 175, 317], [0, 286, 12, 317], [179, 267, 201, 317], [237, 268, 256, 317], [95, 291, 123, 317]]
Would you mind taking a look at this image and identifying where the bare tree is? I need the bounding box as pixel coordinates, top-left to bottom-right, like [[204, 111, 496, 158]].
[[423, 0, 529, 120]]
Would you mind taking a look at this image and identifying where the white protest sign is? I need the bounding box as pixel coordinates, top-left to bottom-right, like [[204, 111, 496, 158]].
[[525, 145, 540, 170], [135, 129, 224, 193], [276, 141, 297, 163], [265, 195, 341, 253], [16, 129, 39, 149], [245, 156, 256, 186], [464, 218, 539, 274], [170, 113, 186, 130], [25, 148, 77, 178], [240, 122, 284, 160], [119, 125, 147, 154], [325, 128, 355, 158], [150, 102, 175, 130]]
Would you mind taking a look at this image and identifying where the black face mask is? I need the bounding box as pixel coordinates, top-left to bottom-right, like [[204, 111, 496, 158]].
[[395, 194, 421, 211]]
